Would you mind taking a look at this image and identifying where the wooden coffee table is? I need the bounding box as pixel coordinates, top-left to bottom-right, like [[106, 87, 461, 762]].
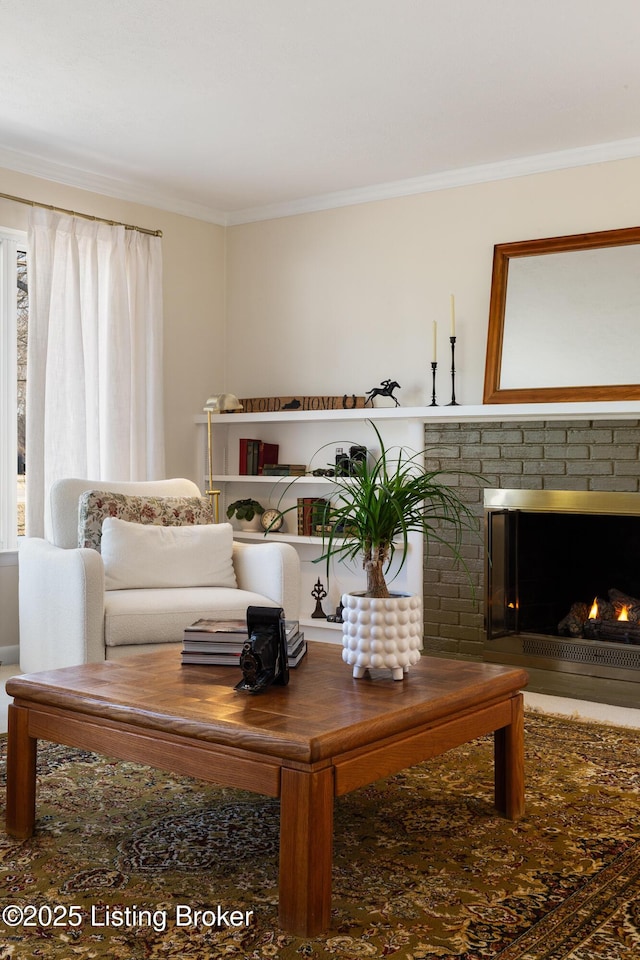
[[5, 643, 527, 936]]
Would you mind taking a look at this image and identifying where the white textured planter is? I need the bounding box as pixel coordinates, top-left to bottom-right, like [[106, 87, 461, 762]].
[[341, 592, 423, 680]]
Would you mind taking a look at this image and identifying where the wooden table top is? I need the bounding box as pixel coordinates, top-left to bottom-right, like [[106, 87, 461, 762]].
[[6, 644, 528, 764]]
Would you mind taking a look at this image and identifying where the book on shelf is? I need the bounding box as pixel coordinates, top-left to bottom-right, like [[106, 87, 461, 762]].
[[296, 497, 330, 536], [238, 439, 279, 475], [249, 439, 259, 475], [238, 438, 256, 475], [257, 441, 279, 475], [261, 464, 307, 476]]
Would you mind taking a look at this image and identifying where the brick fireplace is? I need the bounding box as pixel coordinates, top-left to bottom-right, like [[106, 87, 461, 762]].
[[422, 416, 640, 696]]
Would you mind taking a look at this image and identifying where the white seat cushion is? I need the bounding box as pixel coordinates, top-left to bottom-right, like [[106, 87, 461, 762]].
[[104, 587, 278, 647]]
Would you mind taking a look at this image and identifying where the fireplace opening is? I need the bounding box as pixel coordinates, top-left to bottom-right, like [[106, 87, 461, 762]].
[[484, 489, 640, 681]]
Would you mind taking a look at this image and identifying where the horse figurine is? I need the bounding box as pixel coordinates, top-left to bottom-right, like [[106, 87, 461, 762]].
[[365, 379, 401, 407]]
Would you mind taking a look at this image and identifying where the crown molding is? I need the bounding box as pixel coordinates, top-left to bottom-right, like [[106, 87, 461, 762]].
[[0, 146, 228, 226], [227, 136, 640, 225], [2, 136, 640, 229]]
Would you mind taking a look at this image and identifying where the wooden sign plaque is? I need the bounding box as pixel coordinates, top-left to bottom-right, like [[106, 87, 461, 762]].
[[238, 395, 366, 413]]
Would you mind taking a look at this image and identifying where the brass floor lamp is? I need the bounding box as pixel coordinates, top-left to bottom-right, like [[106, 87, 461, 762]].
[[202, 394, 243, 522], [203, 399, 221, 523]]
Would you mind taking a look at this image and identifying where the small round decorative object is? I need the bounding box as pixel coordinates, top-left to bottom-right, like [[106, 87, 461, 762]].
[[260, 508, 284, 533]]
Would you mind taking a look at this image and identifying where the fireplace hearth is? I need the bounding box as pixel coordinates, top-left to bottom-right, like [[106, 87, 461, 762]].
[[484, 489, 640, 682]]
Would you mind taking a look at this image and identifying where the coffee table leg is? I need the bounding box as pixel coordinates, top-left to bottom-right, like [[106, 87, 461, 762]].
[[494, 692, 525, 820], [6, 704, 37, 838], [279, 765, 334, 936]]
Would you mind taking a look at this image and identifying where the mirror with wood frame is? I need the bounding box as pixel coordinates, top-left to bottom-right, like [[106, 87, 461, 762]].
[[483, 225, 640, 403]]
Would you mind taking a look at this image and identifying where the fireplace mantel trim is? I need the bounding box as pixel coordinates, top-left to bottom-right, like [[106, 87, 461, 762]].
[[420, 400, 640, 424], [484, 488, 640, 516]]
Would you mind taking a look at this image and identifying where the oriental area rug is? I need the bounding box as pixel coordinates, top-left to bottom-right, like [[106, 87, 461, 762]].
[[1, 712, 639, 959]]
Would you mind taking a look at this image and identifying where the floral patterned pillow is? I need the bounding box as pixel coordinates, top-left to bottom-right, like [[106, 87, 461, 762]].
[[78, 491, 214, 552]]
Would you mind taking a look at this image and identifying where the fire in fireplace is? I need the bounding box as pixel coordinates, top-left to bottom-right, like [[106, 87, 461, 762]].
[[484, 489, 640, 682], [560, 589, 640, 646]]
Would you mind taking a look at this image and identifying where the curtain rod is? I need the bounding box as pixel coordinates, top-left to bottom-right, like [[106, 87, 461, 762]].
[[0, 191, 163, 237]]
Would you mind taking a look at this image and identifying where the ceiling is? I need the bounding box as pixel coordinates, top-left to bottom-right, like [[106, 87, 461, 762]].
[[1, 0, 640, 224]]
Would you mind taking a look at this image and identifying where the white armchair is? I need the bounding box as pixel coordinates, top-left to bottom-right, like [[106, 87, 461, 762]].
[[18, 477, 300, 673]]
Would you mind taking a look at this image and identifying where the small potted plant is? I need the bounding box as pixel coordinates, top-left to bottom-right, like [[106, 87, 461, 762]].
[[315, 421, 482, 679], [226, 498, 265, 531]]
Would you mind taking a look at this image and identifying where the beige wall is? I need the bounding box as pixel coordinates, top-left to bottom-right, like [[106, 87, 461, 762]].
[[225, 157, 640, 405], [0, 165, 226, 655]]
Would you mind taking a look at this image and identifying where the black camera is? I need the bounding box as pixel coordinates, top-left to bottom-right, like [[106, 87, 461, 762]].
[[235, 606, 289, 694], [335, 445, 367, 477], [349, 445, 367, 472]]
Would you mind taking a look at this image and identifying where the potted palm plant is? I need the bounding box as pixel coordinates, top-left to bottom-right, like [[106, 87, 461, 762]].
[[315, 422, 481, 680]]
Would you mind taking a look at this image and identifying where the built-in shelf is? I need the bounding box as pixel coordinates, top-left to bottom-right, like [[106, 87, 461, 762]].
[[197, 406, 425, 641], [195, 406, 430, 426], [233, 530, 328, 545], [195, 399, 640, 427], [212, 474, 334, 484]]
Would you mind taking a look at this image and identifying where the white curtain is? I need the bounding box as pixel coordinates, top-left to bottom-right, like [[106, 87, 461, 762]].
[[26, 208, 165, 537]]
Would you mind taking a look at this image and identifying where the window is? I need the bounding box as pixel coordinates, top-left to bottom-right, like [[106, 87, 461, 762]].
[[0, 228, 27, 550]]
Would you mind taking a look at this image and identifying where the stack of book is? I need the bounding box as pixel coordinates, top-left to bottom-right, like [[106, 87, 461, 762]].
[[261, 463, 307, 476], [297, 497, 330, 536], [180, 618, 307, 668], [238, 439, 280, 475]]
